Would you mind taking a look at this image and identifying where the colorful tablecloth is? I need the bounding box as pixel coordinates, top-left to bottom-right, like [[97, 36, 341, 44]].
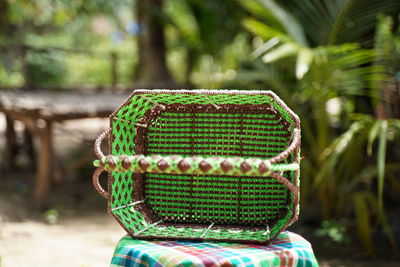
[[110, 231, 318, 267]]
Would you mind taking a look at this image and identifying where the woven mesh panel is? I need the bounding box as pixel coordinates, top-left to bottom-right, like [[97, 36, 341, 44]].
[[111, 113, 136, 209], [144, 108, 291, 226]]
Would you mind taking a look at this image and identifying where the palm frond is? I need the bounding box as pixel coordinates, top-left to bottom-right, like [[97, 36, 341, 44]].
[[377, 120, 388, 212], [165, 0, 200, 46], [242, 17, 291, 42], [261, 43, 298, 63], [296, 47, 313, 79], [236, 0, 282, 30], [287, 0, 400, 46], [257, 0, 308, 45]]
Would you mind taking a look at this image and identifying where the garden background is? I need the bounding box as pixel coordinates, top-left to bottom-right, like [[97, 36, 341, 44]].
[[1, 0, 400, 266]]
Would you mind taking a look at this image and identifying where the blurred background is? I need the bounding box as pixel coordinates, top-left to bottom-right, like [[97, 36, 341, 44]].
[[0, 0, 400, 266]]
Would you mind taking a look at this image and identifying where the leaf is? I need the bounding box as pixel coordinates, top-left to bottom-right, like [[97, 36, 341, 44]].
[[242, 18, 291, 42], [331, 121, 364, 155], [347, 165, 377, 191], [367, 120, 381, 156], [232, 62, 292, 93], [363, 191, 397, 251], [250, 37, 280, 59], [388, 118, 400, 131], [296, 47, 313, 79], [314, 121, 364, 187], [327, 0, 356, 44], [286, 0, 400, 45], [377, 120, 388, 212], [353, 192, 374, 254], [237, 0, 278, 24], [261, 43, 298, 63], [378, 206, 398, 251], [258, 0, 308, 45], [165, 0, 200, 46]]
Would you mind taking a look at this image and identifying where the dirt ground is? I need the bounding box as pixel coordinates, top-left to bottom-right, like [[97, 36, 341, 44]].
[[0, 114, 399, 267], [0, 115, 127, 267], [0, 213, 125, 267]]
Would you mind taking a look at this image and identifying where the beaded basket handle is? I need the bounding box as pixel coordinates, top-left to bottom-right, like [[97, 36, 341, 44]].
[[93, 127, 300, 204]]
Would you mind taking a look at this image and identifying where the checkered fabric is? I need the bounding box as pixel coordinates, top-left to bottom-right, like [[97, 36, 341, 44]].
[[110, 231, 318, 267]]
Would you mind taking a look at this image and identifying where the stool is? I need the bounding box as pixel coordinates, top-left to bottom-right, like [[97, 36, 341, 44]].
[[110, 231, 318, 267]]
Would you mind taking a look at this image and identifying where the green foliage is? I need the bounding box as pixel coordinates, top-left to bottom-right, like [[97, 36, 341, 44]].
[[26, 51, 67, 87], [166, 0, 244, 54], [0, 0, 136, 88], [0, 62, 23, 88], [6, 0, 130, 27], [272, 0, 400, 46], [237, 0, 400, 253], [43, 209, 59, 225], [315, 220, 350, 244], [1, 0, 248, 88], [165, 0, 248, 84], [353, 192, 374, 253], [64, 39, 137, 86]]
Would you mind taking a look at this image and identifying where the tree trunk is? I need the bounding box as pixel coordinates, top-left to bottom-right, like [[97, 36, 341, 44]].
[[134, 0, 174, 87], [0, 0, 9, 34]]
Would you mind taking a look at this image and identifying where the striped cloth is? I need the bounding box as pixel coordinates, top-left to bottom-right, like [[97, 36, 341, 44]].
[[110, 231, 318, 267]]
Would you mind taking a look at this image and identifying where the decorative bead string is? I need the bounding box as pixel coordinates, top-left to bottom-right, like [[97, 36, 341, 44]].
[[93, 154, 299, 176]]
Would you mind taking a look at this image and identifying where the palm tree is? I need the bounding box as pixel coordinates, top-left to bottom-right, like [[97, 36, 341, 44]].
[[237, 0, 400, 253]]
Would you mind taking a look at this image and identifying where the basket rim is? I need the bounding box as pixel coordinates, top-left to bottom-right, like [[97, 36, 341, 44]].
[[110, 89, 300, 129], [99, 89, 301, 244]]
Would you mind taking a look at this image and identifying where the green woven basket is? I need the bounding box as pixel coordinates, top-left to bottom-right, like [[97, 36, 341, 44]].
[[93, 89, 301, 244]]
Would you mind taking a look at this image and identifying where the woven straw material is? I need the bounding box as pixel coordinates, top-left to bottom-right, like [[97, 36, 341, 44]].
[[93, 89, 301, 244]]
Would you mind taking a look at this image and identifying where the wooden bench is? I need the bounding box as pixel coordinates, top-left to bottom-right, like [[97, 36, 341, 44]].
[[0, 90, 129, 208]]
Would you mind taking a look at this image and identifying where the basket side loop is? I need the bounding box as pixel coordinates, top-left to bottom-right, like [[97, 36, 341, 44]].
[[94, 127, 111, 160], [93, 168, 109, 199], [269, 128, 301, 164]]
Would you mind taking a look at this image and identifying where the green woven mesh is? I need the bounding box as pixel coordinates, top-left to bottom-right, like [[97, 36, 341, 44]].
[[146, 112, 288, 157], [111, 121, 136, 209], [109, 90, 299, 242]]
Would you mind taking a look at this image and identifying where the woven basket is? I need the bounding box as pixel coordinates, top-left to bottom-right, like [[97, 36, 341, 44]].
[[93, 89, 301, 244]]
